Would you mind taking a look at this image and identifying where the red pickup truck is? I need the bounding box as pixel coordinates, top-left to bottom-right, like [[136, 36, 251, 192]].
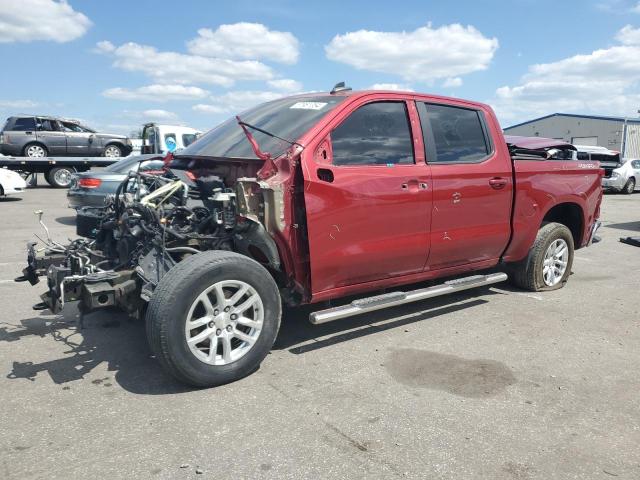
[[18, 84, 603, 387]]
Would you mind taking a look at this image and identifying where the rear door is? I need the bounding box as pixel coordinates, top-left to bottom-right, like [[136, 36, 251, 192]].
[[35, 118, 66, 155], [303, 98, 432, 294], [417, 102, 512, 270]]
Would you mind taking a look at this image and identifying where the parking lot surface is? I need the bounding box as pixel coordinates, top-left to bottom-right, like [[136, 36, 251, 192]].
[[1, 184, 639, 479]]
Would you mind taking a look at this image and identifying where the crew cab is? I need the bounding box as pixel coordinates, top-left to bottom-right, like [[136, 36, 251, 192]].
[[17, 85, 603, 387]]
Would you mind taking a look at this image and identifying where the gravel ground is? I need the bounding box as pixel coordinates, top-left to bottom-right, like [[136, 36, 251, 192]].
[[0, 183, 639, 479]]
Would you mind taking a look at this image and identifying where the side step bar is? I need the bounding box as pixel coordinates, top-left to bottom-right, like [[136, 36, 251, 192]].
[[309, 273, 508, 325]]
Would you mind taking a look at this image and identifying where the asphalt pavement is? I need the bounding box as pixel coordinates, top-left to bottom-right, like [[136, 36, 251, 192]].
[[1, 182, 639, 479]]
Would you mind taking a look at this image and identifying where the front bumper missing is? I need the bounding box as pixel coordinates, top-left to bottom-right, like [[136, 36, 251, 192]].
[[15, 242, 140, 316]]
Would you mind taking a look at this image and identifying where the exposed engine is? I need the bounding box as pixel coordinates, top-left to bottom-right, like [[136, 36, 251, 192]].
[[18, 168, 278, 317]]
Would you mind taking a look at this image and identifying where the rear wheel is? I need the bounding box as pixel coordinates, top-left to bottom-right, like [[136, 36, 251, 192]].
[[146, 251, 281, 387], [623, 177, 636, 194], [23, 143, 47, 158], [509, 222, 574, 292], [45, 166, 75, 188]]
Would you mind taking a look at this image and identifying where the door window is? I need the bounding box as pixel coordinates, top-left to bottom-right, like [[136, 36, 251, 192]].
[[419, 103, 490, 163], [61, 121, 90, 133], [36, 118, 61, 131], [331, 101, 414, 166], [11, 117, 36, 131], [632, 160, 640, 169]]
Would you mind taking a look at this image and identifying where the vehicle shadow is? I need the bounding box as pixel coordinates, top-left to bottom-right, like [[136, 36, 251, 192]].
[[604, 221, 640, 232], [3, 309, 192, 395], [3, 286, 497, 395], [0, 196, 22, 202], [55, 216, 76, 226], [274, 287, 496, 354]]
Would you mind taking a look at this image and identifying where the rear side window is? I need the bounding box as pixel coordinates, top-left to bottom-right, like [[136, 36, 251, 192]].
[[331, 101, 414, 166], [576, 152, 590, 160], [11, 117, 36, 131], [419, 103, 490, 163]]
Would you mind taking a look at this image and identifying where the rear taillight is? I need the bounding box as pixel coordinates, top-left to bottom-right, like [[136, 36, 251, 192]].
[[79, 178, 102, 188]]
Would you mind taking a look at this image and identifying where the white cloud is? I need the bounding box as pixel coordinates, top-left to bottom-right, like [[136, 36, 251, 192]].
[[616, 24, 640, 44], [325, 23, 498, 82], [267, 79, 303, 92], [443, 77, 463, 88], [0, 0, 91, 43], [98, 41, 274, 87], [368, 83, 413, 91], [193, 90, 287, 114], [0, 99, 39, 108], [187, 23, 300, 64], [103, 84, 210, 102], [142, 109, 177, 121], [491, 25, 640, 123], [94, 40, 115, 53], [633, 1, 640, 13]]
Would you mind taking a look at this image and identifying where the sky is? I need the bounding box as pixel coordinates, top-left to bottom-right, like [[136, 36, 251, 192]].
[[1, 0, 640, 136]]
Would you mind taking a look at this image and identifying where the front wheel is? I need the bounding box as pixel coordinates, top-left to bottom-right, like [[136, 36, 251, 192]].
[[146, 251, 281, 387], [623, 177, 636, 195], [104, 144, 122, 157], [509, 222, 574, 292]]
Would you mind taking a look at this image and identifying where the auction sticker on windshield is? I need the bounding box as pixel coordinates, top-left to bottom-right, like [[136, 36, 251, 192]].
[[290, 102, 328, 110]]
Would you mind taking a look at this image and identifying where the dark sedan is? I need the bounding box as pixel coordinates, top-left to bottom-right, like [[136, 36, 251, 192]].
[[67, 154, 164, 209]]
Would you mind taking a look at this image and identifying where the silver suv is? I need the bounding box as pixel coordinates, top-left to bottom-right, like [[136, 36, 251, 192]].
[[0, 116, 133, 158]]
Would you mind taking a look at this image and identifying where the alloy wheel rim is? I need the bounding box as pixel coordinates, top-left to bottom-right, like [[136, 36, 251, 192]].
[[184, 280, 264, 366], [53, 169, 72, 186], [542, 239, 569, 286], [104, 146, 120, 157], [628, 180, 635, 193], [27, 145, 45, 157]]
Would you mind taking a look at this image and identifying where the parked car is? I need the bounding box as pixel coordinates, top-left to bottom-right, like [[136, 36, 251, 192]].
[[575, 144, 621, 179], [19, 85, 603, 387], [67, 154, 165, 209], [602, 158, 640, 194], [0, 167, 27, 197], [0, 116, 133, 158]]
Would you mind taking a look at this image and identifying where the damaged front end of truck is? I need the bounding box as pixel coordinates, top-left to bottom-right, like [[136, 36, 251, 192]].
[[16, 161, 291, 320]]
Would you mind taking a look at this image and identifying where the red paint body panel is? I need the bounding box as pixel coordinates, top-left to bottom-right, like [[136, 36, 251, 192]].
[[182, 90, 603, 304], [293, 91, 602, 302]]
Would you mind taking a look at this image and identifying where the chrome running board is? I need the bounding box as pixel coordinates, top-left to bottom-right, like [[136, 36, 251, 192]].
[[309, 273, 508, 324]]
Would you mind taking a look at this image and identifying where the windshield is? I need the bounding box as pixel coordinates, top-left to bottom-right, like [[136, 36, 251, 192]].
[[179, 96, 346, 159]]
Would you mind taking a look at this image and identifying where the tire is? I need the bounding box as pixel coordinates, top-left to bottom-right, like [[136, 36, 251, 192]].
[[623, 177, 636, 195], [103, 144, 122, 157], [45, 166, 75, 188], [509, 222, 574, 292], [23, 143, 48, 158], [146, 250, 281, 387]]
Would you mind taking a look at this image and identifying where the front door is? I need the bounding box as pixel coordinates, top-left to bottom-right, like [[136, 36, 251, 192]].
[[417, 102, 513, 270], [35, 118, 66, 155], [61, 121, 96, 156], [303, 99, 431, 295]]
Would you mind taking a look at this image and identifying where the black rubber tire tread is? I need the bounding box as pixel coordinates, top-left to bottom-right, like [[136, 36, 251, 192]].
[[509, 222, 574, 292], [46, 166, 74, 188], [623, 177, 635, 195], [146, 250, 281, 387]]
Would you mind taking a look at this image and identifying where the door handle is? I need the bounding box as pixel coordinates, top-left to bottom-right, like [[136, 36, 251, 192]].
[[489, 177, 508, 190], [317, 168, 334, 183]]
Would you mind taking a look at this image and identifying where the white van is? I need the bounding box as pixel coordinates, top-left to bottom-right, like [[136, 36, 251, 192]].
[[139, 124, 201, 155]]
